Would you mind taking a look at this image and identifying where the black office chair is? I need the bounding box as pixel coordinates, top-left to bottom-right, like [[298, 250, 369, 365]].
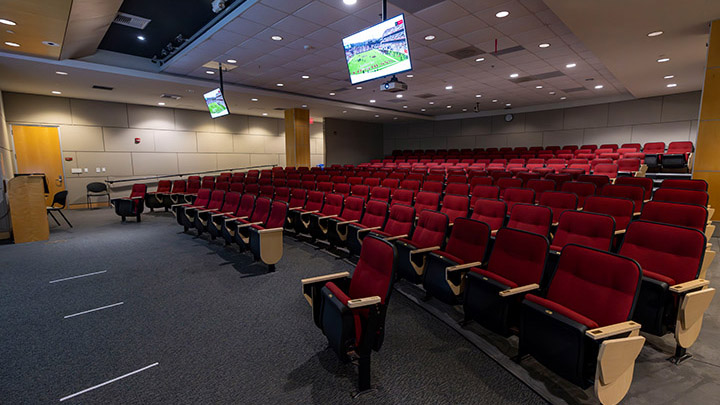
[[47, 190, 72, 227], [86, 182, 110, 209]]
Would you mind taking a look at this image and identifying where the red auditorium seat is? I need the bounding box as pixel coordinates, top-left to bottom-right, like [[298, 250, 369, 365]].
[[230, 197, 272, 248], [560, 181, 596, 207], [617, 158, 641, 173], [194, 191, 240, 236], [497, 177, 523, 198], [550, 211, 615, 252], [245, 183, 260, 195], [259, 185, 274, 199], [166, 179, 187, 206], [421, 181, 444, 194], [660, 178, 708, 191], [178, 179, 201, 203], [539, 191, 578, 224], [446, 174, 468, 184], [619, 220, 714, 362], [201, 176, 215, 189], [577, 174, 610, 190], [614, 177, 653, 201], [333, 183, 351, 198], [470, 185, 500, 207], [274, 187, 290, 203], [441, 194, 470, 224], [350, 184, 370, 201], [369, 204, 416, 242], [345, 201, 390, 258], [583, 196, 635, 233], [507, 204, 552, 237], [326, 196, 366, 249], [317, 181, 333, 193], [526, 179, 555, 203], [288, 191, 325, 235], [381, 178, 400, 189], [391, 189, 415, 206], [414, 191, 440, 214], [111, 183, 147, 222], [470, 176, 493, 188], [211, 193, 255, 242], [307, 193, 345, 241], [173, 188, 210, 228], [146, 180, 171, 211], [184, 189, 224, 232], [517, 172, 541, 186], [400, 179, 421, 192], [301, 235, 397, 393], [422, 218, 491, 305], [640, 201, 708, 233], [369, 186, 391, 203], [593, 163, 618, 179], [519, 244, 644, 396], [502, 188, 535, 214], [363, 177, 381, 187], [622, 143, 642, 151], [600, 184, 645, 214], [444, 182, 469, 196], [393, 210, 449, 284], [463, 227, 549, 336]]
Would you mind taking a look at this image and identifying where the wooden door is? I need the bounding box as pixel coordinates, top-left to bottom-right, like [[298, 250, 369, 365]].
[[12, 125, 65, 204]]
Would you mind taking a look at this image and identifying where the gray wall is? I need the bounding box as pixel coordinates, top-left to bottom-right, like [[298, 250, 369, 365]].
[[324, 118, 383, 166], [2, 92, 324, 205], [383, 92, 701, 155], [0, 90, 11, 234]]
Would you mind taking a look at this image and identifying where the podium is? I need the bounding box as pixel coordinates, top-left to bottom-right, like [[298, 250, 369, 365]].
[[8, 175, 49, 244]]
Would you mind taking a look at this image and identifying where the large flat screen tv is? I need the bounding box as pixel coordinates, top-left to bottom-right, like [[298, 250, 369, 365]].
[[203, 88, 229, 118], [342, 14, 412, 85]]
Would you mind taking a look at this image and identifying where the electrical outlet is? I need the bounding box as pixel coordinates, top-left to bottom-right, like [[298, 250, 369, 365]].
[[96, 167, 101, 173], [71, 168, 82, 174], [84, 168, 88, 173], [102, 167, 106, 172]]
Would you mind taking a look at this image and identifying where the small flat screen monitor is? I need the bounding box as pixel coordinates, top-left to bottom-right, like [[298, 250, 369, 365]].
[[342, 14, 412, 85], [203, 88, 229, 118]]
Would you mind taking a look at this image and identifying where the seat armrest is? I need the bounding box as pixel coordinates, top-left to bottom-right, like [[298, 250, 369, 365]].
[[614, 229, 626, 235], [446, 261, 482, 273], [258, 227, 284, 234], [318, 214, 339, 220], [552, 222, 559, 226], [669, 279, 710, 294], [384, 234, 408, 241], [410, 246, 441, 255], [289, 207, 302, 211], [498, 283, 540, 297], [237, 221, 264, 228], [130, 196, 144, 200], [211, 212, 232, 217], [170, 203, 188, 208], [300, 210, 319, 216], [301, 272, 350, 285], [585, 321, 641, 340], [337, 219, 359, 225], [196, 208, 218, 213], [347, 296, 382, 309], [230, 216, 248, 220], [357, 226, 382, 234]]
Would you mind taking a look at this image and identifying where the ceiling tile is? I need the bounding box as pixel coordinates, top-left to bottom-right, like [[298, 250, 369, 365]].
[[242, 3, 288, 26], [261, 0, 313, 14], [223, 17, 267, 37], [414, 1, 469, 26], [272, 14, 322, 37], [438, 15, 488, 37], [294, 2, 346, 25]]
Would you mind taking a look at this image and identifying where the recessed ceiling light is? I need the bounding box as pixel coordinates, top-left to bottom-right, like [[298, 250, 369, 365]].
[[506, 103, 511, 107], [276, 83, 284, 87], [421, 108, 426, 111], [302, 104, 307, 108], [406, 74, 414, 78], [446, 105, 452, 109], [566, 63, 577, 68], [445, 85, 453, 90], [4, 41, 20, 47], [536, 85, 543, 89], [329, 92, 335, 96], [206, 70, 215, 75], [492, 99, 498, 103], [251, 98, 258, 102], [429, 101, 434, 105], [496, 11, 509, 18], [343, 0, 357, 4], [510, 73, 519, 78], [356, 86, 362, 90], [647, 31, 664, 37], [538, 43, 550, 48], [424, 35, 435, 41], [462, 108, 468, 112], [475, 94, 482, 98], [475, 57, 485, 62], [0, 19, 17, 26], [157, 102, 165, 106], [396, 94, 403, 98], [560, 96, 567, 100], [374, 114, 380, 118], [667, 83, 678, 88], [301, 75, 310, 79], [664, 75, 675, 79], [271, 35, 283, 41], [137, 35, 145, 41], [403, 105, 408, 109], [393, 117, 398, 120], [370, 99, 376, 103], [657, 57, 670, 63], [51, 91, 61, 95], [262, 113, 268, 116], [55, 71, 68, 75], [342, 110, 347, 113], [227, 59, 237, 64], [594, 84, 604, 89], [549, 91, 556, 95]]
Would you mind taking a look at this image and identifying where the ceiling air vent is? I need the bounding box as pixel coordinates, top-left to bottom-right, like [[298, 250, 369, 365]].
[[390, 0, 445, 13], [92, 85, 114, 91], [113, 12, 151, 30], [494, 45, 525, 56], [331, 87, 349, 93], [161, 94, 182, 100], [273, 108, 285, 111], [446, 46, 484, 60], [416, 93, 436, 99], [563, 87, 589, 93]]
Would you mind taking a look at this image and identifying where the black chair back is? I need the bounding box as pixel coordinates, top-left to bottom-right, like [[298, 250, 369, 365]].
[[52, 190, 68, 208], [87, 182, 107, 193]]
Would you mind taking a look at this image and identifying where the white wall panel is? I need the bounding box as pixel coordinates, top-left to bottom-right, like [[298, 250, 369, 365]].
[[103, 127, 155, 152], [154, 130, 197, 153], [70, 99, 128, 127], [59, 125, 105, 151], [132, 153, 178, 175], [127, 105, 175, 130], [197, 132, 233, 153]]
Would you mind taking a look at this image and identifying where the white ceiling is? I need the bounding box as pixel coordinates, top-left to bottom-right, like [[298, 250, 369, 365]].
[[0, 0, 716, 122]]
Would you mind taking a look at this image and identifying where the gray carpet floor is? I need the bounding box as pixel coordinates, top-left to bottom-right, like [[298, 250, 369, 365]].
[[0, 208, 546, 404]]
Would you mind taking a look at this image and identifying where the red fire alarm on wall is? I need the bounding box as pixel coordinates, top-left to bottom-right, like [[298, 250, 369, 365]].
[[64, 157, 73, 161], [134, 138, 141, 144]]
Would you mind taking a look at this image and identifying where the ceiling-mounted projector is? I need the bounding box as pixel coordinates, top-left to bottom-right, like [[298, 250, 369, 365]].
[[380, 75, 407, 93]]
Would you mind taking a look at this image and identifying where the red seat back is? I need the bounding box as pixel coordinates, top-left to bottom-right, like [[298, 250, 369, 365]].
[[383, 204, 416, 237], [614, 176, 653, 200], [321, 193, 344, 216], [445, 182, 469, 196], [484, 227, 549, 287], [441, 218, 490, 264], [526, 179, 555, 203], [155, 180, 171, 193], [391, 189, 415, 206], [130, 183, 147, 198], [620, 220, 705, 285], [236, 194, 255, 217], [334, 183, 351, 197], [171, 180, 187, 193], [660, 179, 708, 192], [305, 191, 325, 211], [207, 190, 225, 210], [288, 189, 306, 209], [600, 184, 645, 212], [560, 181, 596, 207], [361, 200, 388, 228], [250, 197, 272, 224], [507, 204, 552, 237], [551, 211, 615, 252], [640, 201, 707, 232], [193, 189, 211, 207], [471, 199, 507, 232], [219, 191, 241, 213], [411, 210, 449, 248], [349, 236, 397, 305], [583, 196, 634, 231], [415, 191, 440, 214], [539, 191, 578, 223], [441, 195, 469, 223], [275, 187, 290, 202], [502, 188, 535, 214], [340, 196, 365, 221], [545, 244, 641, 327]]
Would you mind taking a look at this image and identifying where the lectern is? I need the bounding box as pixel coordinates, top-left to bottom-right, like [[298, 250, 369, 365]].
[[8, 175, 49, 243]]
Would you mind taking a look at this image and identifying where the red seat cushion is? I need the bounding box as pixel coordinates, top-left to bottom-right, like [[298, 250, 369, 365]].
[[642, 269, 676, 286], [434, 250, 463, 264], [472, 268, 519, 289], [526, 294, 599, 329]]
